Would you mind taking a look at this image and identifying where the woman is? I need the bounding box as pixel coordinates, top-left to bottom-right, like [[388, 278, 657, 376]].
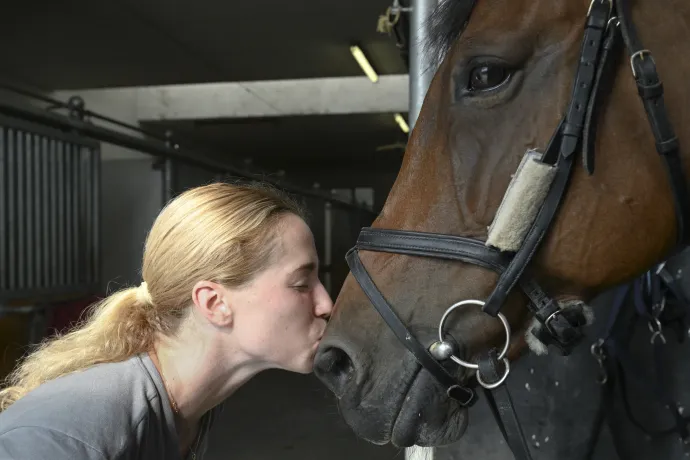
[[0, 182, 334, 460]]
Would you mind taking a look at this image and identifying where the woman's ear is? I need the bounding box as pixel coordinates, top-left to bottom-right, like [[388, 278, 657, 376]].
[[191, 280, 233, 327]]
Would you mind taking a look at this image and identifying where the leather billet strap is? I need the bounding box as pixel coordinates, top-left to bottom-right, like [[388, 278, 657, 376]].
[[615, 0, 690, 247], [559, 0, 612, 159], [583, 8, 624, 174], [346, 248, 477, 407]]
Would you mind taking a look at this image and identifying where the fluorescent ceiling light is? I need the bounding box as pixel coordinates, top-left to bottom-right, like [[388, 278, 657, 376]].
[[394, 113, 409, 134], [350, 45, 379, 83]]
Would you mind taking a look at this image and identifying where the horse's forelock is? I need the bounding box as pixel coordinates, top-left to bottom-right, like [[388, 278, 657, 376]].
[[424, 0, 478, 70]]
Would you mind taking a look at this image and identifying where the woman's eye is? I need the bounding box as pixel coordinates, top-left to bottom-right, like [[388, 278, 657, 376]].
[[468, 65, 509, 91], [293, 284, 309, 292]]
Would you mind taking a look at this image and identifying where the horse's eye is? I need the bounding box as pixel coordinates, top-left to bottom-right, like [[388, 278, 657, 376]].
[[468, 65, 509, 91]]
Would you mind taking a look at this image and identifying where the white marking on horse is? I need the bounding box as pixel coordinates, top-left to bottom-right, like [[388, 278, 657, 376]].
[[405, 446, 434, 460]]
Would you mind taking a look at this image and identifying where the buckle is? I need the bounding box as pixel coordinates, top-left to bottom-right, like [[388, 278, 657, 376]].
[[532, 308, 587, 355], [587, 0, 612, 18], [630, 49, 654, 79], [544, 309, 563, 335]]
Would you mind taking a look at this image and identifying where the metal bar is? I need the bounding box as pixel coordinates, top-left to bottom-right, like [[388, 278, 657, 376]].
[[56, 139, 65, 288], [93, 146, 101, 286], [16, 128, 25, 290], [25, 130, 34, 290], [324, 201, 333, 296], [409, 0, 437, 129], [82, 146, 91, 285], [79, 147, 86, 284], [7, 129, 16, 290], [0, 100, 377, 216], [0, 126, 5, 290], [33, 134, 43, 289], [69, 143, 76, 284], [63, 141, 71, 286], [63, 141, 70, 286], [68, 142, 76, 285], [0, 83, 169, 142], [49, 138, 58, 288], [41, 136, 50, 288], [162, 157, 175, 204], [75, 143, 80, 284], [65, 142, 74, 286]]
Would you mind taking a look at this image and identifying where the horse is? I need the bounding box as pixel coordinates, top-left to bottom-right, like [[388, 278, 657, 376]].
[[313, 0, 690, 458]]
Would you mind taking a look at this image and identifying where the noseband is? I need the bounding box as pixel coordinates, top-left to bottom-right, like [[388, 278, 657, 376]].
[[345, 0, 690, 458]]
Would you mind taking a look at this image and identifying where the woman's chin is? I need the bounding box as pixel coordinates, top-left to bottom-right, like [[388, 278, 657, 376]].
[[280, 351, 319, 375], [304, 339, 324, 370], [292, 362, 316, 375]]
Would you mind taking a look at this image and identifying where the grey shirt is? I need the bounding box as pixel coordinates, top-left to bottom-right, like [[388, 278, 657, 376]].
[[0, 353, 223, 460]]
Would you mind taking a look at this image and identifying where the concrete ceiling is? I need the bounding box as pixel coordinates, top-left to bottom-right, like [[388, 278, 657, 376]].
[[0, 0, 407, 90], [0, 0, 411, 177], [140, 112, 408, 172]]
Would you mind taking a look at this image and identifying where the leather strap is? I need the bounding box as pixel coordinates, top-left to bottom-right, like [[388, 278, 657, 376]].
[[478, 349, 533, 460], [518, 275, 588, 355], [583, 10, 623, 174], [356, 227, 512, 273], [583, 364, 616, 460], [560, 1, 611, 158], [346, 248, 477, 406], [616, 0, 690, 246]]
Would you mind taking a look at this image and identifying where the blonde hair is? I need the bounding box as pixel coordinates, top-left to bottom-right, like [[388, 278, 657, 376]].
[[0, 182, 304, 411]]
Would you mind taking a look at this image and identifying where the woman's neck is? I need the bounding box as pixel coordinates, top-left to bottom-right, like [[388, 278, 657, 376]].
[[149, 321, 272, 453]]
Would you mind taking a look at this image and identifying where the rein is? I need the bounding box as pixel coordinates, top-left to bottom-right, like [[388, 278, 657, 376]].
[[345, 0, 690, 458]]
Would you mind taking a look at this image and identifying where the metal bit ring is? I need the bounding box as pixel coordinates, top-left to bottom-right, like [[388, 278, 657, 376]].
[[475, 357, 511, 390], [438, 299, 511, 370]]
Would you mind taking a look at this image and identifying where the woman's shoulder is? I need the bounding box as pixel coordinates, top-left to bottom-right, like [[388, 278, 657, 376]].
[[0, 353, 172, 458]]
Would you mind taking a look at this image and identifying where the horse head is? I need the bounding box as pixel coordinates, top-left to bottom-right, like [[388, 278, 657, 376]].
[[314, 0, 690, 449]]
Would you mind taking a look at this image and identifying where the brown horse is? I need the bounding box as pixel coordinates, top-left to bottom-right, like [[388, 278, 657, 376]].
[[313, 0, 690, 453]]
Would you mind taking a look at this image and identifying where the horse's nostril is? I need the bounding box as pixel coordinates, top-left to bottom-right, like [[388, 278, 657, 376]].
[[313, 345, 356, 398]]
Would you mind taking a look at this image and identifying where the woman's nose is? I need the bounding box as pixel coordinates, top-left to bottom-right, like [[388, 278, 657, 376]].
[[315, 282, 334, 319]]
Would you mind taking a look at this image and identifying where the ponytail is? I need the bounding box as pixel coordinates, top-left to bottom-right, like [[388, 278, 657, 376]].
[[0, 285, 156, 411]]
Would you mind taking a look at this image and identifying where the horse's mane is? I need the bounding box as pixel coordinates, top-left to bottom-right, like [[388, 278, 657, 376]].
[[424, 0, 477, 70]]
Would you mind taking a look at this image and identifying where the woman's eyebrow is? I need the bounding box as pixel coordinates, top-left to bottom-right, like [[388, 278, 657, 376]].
[[290, 262, 317, 275]]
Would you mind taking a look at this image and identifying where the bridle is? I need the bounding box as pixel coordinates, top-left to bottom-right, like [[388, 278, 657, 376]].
[[344, 0, 690, 458]]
